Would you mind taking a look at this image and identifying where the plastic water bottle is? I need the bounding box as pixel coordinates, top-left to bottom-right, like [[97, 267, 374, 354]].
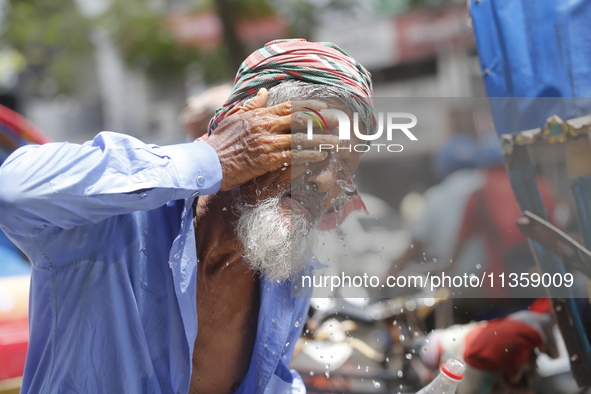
[[415, 358, 465, 394]]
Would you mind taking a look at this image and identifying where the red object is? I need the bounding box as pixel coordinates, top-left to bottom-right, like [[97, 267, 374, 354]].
[[395, 7, 474, 63], [0, 318, 29, 380], [165, 11, 286, 51], [529, 298, 552, 314], [458, 167, 555, 278], [0, 104, 51, 145], [463, 317, 544, 381]]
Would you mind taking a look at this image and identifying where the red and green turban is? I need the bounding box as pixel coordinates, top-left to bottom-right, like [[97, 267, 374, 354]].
[[208, 38, 374, 133]]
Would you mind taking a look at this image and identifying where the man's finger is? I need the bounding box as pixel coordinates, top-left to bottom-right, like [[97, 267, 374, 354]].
[[290, 112, 339, 132], [267, 134, 340, 150], [259, 99, 328, 118], [291, 150, 329, 166], [292, 100, 329, 113], [267, 150, 329, 171], [228, 88, 269, 116], [266, 112, 339, 134]]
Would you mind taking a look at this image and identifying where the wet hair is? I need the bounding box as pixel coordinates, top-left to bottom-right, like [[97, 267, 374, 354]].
[[257, 80, 374, 134]]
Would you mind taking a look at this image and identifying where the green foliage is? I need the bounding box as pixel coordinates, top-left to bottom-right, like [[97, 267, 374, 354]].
[[99, 0, 277, 83], [0, 0, 94, 95], [278, 0, 359, 39], [0, 0, 363, 92], [99, 0, 201, 80]]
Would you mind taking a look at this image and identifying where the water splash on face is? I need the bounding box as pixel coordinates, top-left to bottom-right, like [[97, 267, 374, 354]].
[[335, 179, 356, 193]]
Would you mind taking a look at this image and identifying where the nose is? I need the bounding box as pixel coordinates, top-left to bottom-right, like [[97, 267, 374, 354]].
[[304, 160, 337, 194]]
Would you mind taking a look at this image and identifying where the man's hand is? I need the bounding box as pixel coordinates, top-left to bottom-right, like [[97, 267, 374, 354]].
[[204, 88, 340, 191]]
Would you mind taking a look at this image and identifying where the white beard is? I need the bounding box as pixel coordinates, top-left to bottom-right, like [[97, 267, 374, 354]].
[[235, 195, 319, 282]]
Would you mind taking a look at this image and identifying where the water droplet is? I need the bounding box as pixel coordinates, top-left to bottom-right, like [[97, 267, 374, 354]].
[[398, 370, 404, 378], [282, 153, 287, 158], [297, 145, 302, 150], [365, 366, 369, 372], [284, 162, 288, 167], [294, 321, 301, 328], [306, 169, 311, 174], [174, 252, 180, 259], [476, 264, 482, 269], [399, 334, 405, 341], [222, 207, 227, 211], [373, 380, 381, 388], [285, 342, 290, 347], [335, 179, 356, 193], [281, 167, 286, 171], [325, 371, 330, 378], [405, 353, 412, 360], [357, 364, 361, 370], [309, 371, 315, 376]]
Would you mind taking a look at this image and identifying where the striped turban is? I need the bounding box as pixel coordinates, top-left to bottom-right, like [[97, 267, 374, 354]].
[[208, 38, 374, 133]]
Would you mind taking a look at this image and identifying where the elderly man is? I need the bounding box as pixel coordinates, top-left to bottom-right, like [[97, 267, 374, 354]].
[[0, 39, 373, 394]]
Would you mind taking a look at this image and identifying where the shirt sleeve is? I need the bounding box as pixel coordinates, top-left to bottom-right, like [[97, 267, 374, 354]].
[[0, 132, 222, 236]]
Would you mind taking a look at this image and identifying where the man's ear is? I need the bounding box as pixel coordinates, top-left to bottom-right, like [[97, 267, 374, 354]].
[[225, 88, 269, 117]]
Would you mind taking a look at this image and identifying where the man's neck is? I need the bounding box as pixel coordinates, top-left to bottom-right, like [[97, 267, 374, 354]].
[[194, 191, 244, 274], [190, 191, 261, 394]]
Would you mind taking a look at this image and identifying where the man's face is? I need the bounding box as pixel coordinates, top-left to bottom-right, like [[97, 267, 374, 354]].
[[234, 100, 364, 281]]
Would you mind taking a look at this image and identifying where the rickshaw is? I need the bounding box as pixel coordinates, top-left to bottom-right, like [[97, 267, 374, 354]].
[[470, 0, 591, 388]]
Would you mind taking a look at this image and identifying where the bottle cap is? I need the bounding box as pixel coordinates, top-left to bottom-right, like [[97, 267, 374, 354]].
[[440, 358, 465, 380]]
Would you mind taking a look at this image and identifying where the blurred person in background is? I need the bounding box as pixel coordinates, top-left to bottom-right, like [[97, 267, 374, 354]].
[[180, 84, 233, 141], [450, 133, 556, 321], [386, 133, 486, 281], [0, 39, 374, 394]]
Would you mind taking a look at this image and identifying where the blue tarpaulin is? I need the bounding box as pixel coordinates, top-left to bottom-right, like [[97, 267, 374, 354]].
[[470, 0, 591, 133]]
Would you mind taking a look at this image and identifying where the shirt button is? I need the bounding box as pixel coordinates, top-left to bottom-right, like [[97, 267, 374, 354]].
[[191, 191, 200, 197], [196, 176, 205, 186], [139, 193, 148, 199]]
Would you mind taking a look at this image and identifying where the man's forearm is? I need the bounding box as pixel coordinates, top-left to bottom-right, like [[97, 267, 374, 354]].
[[0, 131, 222, 236]]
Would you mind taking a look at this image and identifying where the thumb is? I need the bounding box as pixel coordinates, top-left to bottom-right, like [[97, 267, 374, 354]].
[[228, 88, 269, 116]]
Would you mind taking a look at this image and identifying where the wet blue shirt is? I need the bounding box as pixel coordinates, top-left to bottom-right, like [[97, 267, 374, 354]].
[[0, 132, 308, 394]]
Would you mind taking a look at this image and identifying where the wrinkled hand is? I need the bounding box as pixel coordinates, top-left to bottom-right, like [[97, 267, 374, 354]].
[[205, 88, 339, 191]]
